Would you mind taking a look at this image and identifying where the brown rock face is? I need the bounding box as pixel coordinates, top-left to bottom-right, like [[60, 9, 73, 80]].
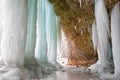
[[49, 0, 120, 67]]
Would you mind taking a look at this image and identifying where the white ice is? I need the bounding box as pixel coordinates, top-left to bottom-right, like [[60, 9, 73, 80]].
[[101, 2, 120, 80], [0, 0, 31, 80], [89, 0, 112, 73], [1, 0, 28, 67], [92, 22, 98, 51]]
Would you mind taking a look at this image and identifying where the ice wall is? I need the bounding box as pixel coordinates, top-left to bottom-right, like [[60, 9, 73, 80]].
[[1, 0, 28, 67], [25, 0, 37, 65]]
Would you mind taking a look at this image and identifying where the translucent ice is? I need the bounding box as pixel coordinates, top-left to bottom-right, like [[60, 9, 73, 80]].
[[25, 0, 37, 65], [45, 1, 57, 65], [35, 0, 48, 66]]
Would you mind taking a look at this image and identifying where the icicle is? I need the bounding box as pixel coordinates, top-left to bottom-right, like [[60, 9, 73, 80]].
[[79, 0, 82, 8], [59, 29, 69, 65], [104, 3, 120, 79], [45, 1, 57, 65], [56, 16, 62, 64], [89, 0, 112, 73], [111, 3, 120, 75], [25, 0, 37, 65], [92, 22, 98, 50], [35, 0, 48, 66], [95, 0, 110, 70], [56, 22, 68, 66], [1, 0, 28, 67], [101, 3, 120, 80]]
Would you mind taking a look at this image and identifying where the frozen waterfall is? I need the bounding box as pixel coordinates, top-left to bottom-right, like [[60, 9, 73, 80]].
[[0, 0, 60, 79], [1, 0, 28, 67]]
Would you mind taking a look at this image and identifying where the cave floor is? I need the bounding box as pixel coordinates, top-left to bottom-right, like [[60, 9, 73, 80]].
[[0, 60, 101, 80], [40, 66, 101, 80]]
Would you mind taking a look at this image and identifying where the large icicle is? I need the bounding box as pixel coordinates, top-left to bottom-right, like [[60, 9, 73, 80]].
[[25, 0, 37, 65], [92, 22, 98, 50], [1, 0, 28, 67], [35, 0, 59, 68], [111, 3, 120, 76], [89, 0, 112, 73], [56, 16, 62, 65], [45, 1, 57, 65], [35, 0, 59, 73], [35, 0, 48, 66], [103, 3, 120, 80]]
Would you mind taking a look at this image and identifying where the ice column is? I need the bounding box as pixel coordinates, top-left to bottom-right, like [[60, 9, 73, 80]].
[[35, 0, 59, 67], [89, 0, 112, 73], [35, 0, 48, 66], [25, 0, 37, 65], [56, 16, 62, 64], [45, 1, 57, 65], [110, 3, 120, 79], [1, 0, 28, 67]]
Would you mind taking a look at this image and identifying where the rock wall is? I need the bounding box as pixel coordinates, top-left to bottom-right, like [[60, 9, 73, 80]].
[[49, 0, 119, 67]]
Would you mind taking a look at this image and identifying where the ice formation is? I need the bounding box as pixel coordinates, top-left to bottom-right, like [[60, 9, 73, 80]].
[[1, 0, 28, 67], [35, 0, 60, 71], [45, 1, 57, 65], [35, 0, 48, 66], [79, 0, 82, 8], [0, 0, 61, 79], [92, 22, 98, 51], [111, 3, 120, 76], [0, 0, 30, 79], [1, 0, 119, 79], [102, 3, 120, 80], [89, 0, 112, 73], [56, 16, 62, 64], [79, 0, 90, 8], [25, 0, 37, 65]]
